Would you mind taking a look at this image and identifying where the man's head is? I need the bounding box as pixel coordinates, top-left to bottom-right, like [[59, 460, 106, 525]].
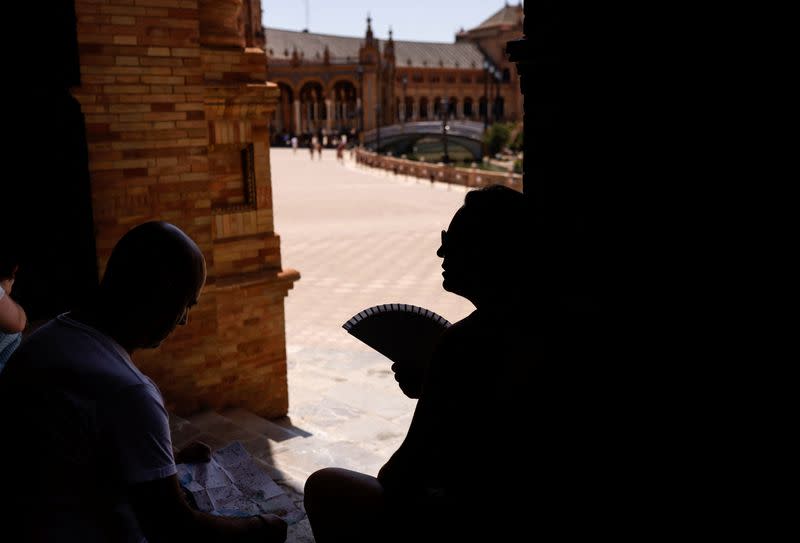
[[99, 221, 206, 350], [437, 185, 528, 306]]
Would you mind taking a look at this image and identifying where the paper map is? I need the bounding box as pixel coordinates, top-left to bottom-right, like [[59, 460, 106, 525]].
[[177, 441, 303, 524]]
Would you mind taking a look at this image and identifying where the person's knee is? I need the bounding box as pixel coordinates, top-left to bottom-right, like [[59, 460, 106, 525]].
[[304, 468, 341, 513]]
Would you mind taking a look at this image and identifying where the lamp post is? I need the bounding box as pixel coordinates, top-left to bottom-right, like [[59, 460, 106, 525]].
[[493, 70, 502, 122], [483, 59, 490, 131], [402, 74, 408, 129], [488, 65, 497, 125], [356, 65, 364, 143], [376, 102, 381, 152], [441, 97, 450, 164]]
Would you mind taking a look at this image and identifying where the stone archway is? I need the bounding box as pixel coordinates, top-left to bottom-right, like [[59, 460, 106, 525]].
[[464, 97, 474, 119], [330, 80, 358, 133], [404, 96, 414, 121], [419, 97, 429, 120], [298, 81, 325, 134], [448, 96, 458, 119], [275, 82, 294, 139]]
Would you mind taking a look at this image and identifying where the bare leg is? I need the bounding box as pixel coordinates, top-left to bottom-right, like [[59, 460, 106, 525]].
[[304, 467, 392, 543]]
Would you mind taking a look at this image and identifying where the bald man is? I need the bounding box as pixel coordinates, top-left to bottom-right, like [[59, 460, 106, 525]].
[[0, 222, 286, 542]]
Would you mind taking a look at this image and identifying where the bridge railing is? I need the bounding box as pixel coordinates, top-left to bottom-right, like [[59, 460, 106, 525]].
[[354, 149, 522, 192]]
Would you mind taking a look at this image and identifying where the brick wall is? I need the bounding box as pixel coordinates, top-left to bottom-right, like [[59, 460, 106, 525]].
[[73, 0, 297, 418]]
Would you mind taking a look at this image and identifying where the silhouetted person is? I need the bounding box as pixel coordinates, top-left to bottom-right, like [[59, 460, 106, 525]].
[[304, 185, 530, 543], [0, 221, 286, 542]]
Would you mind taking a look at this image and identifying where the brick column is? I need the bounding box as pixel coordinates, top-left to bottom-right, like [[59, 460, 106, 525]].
[[73, 0, 298, 418]]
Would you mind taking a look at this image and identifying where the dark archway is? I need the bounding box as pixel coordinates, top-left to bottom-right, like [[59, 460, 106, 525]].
[[419, 97, 429, 120], [404, 96, 414, 122], [275, 83, 294, 140], [463, 97, 474, 119], [331, 80, 357, 133], [494, 96, 505, 122], [299, 81, 325, 134]]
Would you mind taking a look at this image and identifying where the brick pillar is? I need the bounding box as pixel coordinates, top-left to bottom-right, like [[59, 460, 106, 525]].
[[73, 0, 298, 418]]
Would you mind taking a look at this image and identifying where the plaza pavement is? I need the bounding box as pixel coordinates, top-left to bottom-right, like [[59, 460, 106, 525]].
[[272, 147, 474, 467], [173, 148, 476, 541]]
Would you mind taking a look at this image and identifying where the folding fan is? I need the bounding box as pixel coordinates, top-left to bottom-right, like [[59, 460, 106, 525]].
[[342, 303, 451, 364]]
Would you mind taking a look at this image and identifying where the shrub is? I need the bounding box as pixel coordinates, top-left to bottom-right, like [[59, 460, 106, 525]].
[[483, 123, 512, 156]]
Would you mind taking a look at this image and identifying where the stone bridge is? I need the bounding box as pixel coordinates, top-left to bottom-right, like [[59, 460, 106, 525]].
[[363, 120, 486, 161]]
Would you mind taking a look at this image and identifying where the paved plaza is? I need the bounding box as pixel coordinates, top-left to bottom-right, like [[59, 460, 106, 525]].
[[271, 147, 474, 470], [175, 149, 476, 540]]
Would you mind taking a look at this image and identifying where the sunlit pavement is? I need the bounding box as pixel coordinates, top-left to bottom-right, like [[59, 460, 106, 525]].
[[269, 147, 475, 478], [169, 149, 477, 541]]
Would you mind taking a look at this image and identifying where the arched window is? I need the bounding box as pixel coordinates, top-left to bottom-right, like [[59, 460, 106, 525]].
[[419, 97, 429, 119], [448, 96, 458, 118], [479, 96, 488, 119]]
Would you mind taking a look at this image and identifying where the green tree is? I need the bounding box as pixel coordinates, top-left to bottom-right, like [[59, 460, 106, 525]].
[[483, 123, 511, 156]]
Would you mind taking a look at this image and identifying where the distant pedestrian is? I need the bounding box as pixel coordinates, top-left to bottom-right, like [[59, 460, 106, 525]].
[[336, 141, 345, 163], [310, 136, 318, 160], [316, 140, 323, 159], [291, 136, 298, 154]]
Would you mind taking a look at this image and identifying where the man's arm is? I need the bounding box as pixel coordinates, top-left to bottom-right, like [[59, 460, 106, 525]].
[[130, 474, 286, 543], [0, 280, 26, 333]]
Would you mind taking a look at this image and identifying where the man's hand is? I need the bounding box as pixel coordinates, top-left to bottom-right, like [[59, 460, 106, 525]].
[[174, 441, 212, 464]]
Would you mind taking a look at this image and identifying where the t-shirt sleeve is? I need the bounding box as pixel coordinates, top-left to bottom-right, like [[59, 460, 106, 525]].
[[107, 383, 177, 484]]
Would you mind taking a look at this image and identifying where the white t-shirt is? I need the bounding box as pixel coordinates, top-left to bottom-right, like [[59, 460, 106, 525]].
[[0, 284, 5, 299], [0, 313, 176, 542]]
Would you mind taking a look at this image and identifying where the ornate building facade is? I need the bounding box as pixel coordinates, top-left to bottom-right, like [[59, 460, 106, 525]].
[[264, 3, 524, 141]]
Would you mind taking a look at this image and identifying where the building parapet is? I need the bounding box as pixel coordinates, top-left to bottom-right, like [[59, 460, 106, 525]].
[[355, 149, 522, 192]]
